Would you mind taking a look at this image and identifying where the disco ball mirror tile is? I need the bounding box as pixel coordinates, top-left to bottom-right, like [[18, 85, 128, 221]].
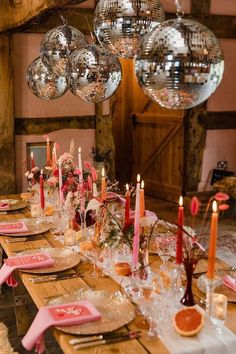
[[94, 0, 165, 58], [26, 57, 68, 100], [40, 25, 87, 76], [66, 44, 122, 103], [135, 18, 224, 109]]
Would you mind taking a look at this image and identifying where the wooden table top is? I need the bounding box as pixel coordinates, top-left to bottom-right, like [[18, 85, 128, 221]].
[[0, 195, 236, 354]]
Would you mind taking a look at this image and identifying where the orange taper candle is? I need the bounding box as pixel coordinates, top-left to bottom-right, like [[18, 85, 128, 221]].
[[140, 180, 145, 217], [207, 201, 218, 279]]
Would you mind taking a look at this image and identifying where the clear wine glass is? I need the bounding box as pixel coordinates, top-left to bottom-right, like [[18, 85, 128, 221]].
[[155, 233, 175, 271]]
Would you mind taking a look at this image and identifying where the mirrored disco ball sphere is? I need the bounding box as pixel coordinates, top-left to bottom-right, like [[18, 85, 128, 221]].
[[94, 0, 165, 59], [66, 44, 122, 103], [135, 18, 224, 109], [26, 57, 68, 100], [40, 25, 87, 76]]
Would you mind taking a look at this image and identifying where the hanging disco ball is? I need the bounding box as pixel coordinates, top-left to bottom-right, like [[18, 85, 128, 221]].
[[135, 17, 224, 109], [40, 25, 87, 76], [26, 57, 68, 100], [66, 44, 122, 103], [93, 0, 165, 59]]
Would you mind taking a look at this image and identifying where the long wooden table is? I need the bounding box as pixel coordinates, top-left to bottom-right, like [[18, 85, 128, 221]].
[[0, 196, 236, 354]]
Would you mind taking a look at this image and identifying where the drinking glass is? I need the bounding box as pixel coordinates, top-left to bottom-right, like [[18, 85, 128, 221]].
[[210, 293, 227, 334], [155, 234, 175, 271]]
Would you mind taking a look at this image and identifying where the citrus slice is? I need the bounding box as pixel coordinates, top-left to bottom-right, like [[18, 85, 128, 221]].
[[173, 307, 204, 336]]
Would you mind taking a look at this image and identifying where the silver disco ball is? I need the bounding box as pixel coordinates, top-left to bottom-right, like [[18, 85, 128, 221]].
[[26, 57, 68, 100], [94, 0, 165, 59], [135, 18, 224, 109], [40, 25, 87, 76], [66, 44, 122, 103]]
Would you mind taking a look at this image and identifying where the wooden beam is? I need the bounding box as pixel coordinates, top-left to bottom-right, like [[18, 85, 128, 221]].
[[0, 0, 85, 32], [183, 103, 207, 193], [15, 116, 95, 135], [207, 111, 236, 130], [0, 34, 15, 194], [19, 8, 94, 34], [191, 0, 211, 14]]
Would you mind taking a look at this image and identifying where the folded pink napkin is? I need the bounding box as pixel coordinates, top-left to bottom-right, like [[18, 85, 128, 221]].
[[223, 275, 236, 292], [0, 253, 55, 287], [0, 202, 10, 209], [22, 301, 101, 353], [0, 221, 29, 234]]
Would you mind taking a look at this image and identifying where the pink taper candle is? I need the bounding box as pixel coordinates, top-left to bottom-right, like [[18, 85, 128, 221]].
[[46, 138, 51, 166], [58, 159, 64, 207], [207, 201, 218, 279], [176, 196, 184, 264], [39, 170, 45, 210], [132, 174, 141, 269], [125, 184, 131, 228], [101, 167, 106, 202], [78, 147, 83, 183]]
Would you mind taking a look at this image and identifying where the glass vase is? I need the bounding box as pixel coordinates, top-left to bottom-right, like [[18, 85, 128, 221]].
[[181, 257, 198, 306]]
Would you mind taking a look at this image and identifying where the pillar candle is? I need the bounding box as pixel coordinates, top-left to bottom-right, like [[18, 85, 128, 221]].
[[140, 180, 145, 217], [176, 195, 184, 264], [78, 147, 83, 183], [31, 152, 35, 169], [58, 160, 64, 207], [39, 170, 45, 210], [101, 167, 106, 202], [125, 184, 130, 228], [132, 174, 141, 268], [207, 201, 218, 279], [46, 137, 51, 166]]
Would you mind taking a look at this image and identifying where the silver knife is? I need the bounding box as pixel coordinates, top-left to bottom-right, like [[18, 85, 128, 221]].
[[29, 273, 80, 283]]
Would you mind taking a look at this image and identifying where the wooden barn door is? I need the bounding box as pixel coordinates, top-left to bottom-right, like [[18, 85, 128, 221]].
[[113, 60, 184, 202]]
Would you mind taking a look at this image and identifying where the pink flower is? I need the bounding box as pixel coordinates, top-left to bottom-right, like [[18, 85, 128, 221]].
[[214, 192, 230, 201], [219, 204, 230, 211], [190, 196, 200, 216], [83, 161, 92, 170], [91, 167, 97, 181], [87, 175, 93, 189], [74, 169, 81, 175]]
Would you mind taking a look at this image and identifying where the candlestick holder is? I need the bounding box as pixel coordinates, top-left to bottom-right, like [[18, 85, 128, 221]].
[[172, 263, 184, 301], [205, 277, 220, 319]]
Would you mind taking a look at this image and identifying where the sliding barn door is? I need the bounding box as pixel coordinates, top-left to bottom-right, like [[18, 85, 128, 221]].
[[113, 60, 184, 202]]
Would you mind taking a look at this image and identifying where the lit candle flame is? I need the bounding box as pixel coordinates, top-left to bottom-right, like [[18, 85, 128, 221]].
[[126, 183, 129, 191], [137, 174, 140, 183], [78, 147, 81, 153], [212, 200, 218, 213], [41, 169, 43, 175], [52, 147, 55, 153], [47, 137, 49, 144], [102, 167, 105, 177], [141, 180, 144, 189], [179, 195, 183, 207], [31, 152, 34, 158]]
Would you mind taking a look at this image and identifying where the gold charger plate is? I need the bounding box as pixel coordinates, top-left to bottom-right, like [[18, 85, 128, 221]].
[[48, 288, 135, 335], [18, 247, 80, 274], [0, 199, 28, 211], [197, 271, 236, 303], [0, 219, 51, 237]]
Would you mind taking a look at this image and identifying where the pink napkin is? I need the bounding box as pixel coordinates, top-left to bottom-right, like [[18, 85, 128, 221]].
[[0, 221, 29, 234], [130, 210, 158, 220], [0, 253, 55, 287], [106, 192, 126, 204], [223, 275, 236, 292], [22, 301, 101, 353], [0, 202, 10, 209]]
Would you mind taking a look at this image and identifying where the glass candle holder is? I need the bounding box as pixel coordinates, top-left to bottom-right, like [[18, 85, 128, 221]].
[[64, 228, 77, 246], [210, 293, 228, 334]]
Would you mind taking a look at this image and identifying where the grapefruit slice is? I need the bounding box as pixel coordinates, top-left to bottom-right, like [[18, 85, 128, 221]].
[[173, 307, 204, 336]]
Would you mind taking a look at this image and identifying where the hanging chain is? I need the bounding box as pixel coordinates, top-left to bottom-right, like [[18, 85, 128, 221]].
[[175, 0, 184, 18]]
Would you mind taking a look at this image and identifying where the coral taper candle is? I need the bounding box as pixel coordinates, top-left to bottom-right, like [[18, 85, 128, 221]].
[[52, 147, 57, 173], [132, 174, 141, 268], [125, 184, 131, 227], [78, 147, 83, 183], [31, 152, 35, 169], [207, 201, 218, 279], [140, 180, 145, 217], [54, 142, 57, 161], [101, 167, 106, 202], [46, 137, 51, 166], [176, 196, 184, 264], [39, 170, 45, 210]]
